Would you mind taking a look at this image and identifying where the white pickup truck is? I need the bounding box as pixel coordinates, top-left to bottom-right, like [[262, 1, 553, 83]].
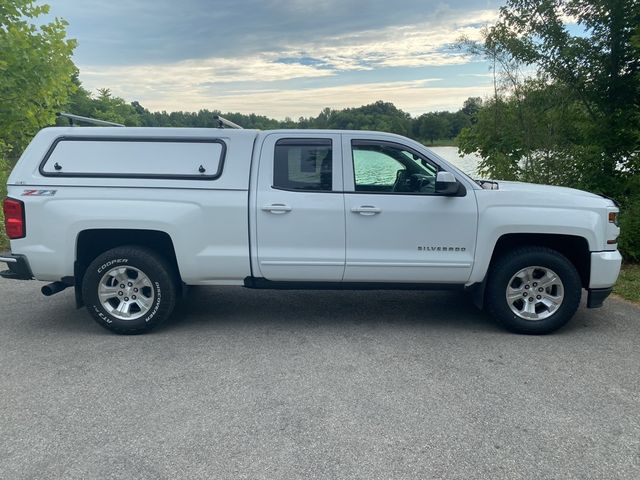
[[1, 126, 622, 334]]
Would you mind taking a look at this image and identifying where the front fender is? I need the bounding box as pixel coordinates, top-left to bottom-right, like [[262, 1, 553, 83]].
[[468, 205, 602, 285]]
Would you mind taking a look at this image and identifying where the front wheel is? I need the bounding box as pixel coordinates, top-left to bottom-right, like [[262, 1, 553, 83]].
[[82, 246, 177, 334], [485, 247, 582, 334]]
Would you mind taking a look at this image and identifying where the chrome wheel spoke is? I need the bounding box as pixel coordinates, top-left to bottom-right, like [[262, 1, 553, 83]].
[[98, 286, 119, 302], [524, 300, 536, 316], [514, 270, 529, 283], [116, 301, 130, 316], [539, 272, 560, 289], [133, 276, 152, 289], [112, 267, 130, 284], [540, 297, 557, 310], [507, 288, 523, 303], [135, 295, 152, 310]]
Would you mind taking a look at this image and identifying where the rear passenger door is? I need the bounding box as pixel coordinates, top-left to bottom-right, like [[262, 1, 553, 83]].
[[255, 134, 345, 281]]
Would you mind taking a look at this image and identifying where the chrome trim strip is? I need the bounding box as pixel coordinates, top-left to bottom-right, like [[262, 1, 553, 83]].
[[0, 256, 18, 264], [346, 262, 472, 268], [260, 261, 344, 266]]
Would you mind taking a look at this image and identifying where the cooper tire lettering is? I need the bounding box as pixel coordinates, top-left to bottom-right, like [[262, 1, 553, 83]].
[[97, 258, 129, 274]]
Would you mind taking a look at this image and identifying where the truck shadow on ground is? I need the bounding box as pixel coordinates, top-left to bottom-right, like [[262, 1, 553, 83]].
[[161, 287, 499, 334], [22, 284, 593, 336]]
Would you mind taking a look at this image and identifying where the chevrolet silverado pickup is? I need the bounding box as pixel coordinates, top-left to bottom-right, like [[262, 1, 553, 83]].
[[0, 126, 622, 334]]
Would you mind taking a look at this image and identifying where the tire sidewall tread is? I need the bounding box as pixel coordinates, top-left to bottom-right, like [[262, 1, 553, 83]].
[[82, 246, 177, 334], [486, 246, 582, 335]]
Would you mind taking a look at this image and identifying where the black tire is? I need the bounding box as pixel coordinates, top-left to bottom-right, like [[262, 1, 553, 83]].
[[82, 246, 177, 334], [485, 246, 582, 334]]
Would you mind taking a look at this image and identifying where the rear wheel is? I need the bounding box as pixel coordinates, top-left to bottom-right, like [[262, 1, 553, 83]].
[[486, 247, 582, 334], [82, 246, 177, 334]]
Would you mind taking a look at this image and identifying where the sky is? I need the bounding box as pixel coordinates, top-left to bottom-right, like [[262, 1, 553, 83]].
[[46, 0, 502, 119]]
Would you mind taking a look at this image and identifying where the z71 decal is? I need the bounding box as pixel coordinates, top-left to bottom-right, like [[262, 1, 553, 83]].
[[21, 189, 57, 196]]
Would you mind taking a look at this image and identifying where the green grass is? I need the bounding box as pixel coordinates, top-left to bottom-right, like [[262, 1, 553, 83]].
[[614, 264, 640, 304], [421, 138, 459, 147]]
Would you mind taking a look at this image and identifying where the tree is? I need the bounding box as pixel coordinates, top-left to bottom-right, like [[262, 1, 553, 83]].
[[480, 0, 640, 194], [458, 0, 640, 259], [0, 1, 77, 154], [92, 89, 141, 126], [461, 97, 483, 119], [417, 113, 451, 144]]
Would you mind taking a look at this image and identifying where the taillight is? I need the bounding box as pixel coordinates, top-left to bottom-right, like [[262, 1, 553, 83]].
[[3, 197, 26, 239]]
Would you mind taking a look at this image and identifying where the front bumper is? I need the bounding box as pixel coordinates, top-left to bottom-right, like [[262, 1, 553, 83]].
[[0, 253, 34, 280], [589, 251, 622, 289]]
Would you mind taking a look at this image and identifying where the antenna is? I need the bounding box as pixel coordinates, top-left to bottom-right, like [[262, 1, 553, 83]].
[[212, 115, 243, 129], [57, 112, 125, 127]]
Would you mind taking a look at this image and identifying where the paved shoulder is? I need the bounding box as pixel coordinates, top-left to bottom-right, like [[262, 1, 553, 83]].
[[0, 277, 639, 479]]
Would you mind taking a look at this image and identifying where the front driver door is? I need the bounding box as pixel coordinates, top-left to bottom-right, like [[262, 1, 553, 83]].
[[342, 136, 478, 283]]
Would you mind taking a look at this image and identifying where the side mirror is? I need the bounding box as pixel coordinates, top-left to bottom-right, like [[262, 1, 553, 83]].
[[435, 171, 460, 195]]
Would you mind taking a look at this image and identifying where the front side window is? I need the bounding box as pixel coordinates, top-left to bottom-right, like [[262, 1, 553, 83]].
[[352, 141, 438, 194], [274, 139, 332, 191]]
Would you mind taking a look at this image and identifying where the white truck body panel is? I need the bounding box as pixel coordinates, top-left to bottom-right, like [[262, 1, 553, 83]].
[[4, 126, 621, 295]]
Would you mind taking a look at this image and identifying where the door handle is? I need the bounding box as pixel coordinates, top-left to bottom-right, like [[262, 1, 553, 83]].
[[351, 206, 381, 216], [262, 203, 292, 214]]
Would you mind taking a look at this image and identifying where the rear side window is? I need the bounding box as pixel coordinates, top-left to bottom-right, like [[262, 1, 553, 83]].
[[273, 139, 332, 191], [40, 137, 226, 180]]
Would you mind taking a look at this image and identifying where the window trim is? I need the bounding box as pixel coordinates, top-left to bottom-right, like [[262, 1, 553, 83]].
[[39, 136, 227, 180], [272, 137, 334, 193]]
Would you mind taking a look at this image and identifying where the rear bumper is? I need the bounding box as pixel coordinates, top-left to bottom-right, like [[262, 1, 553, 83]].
[[589, 251, 622, 289], [0, 253, 34, 280], [587, 287, 613, 309]]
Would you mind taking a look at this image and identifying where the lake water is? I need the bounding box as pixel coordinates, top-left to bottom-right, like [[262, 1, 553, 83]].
[[429, 146, 481, 178]]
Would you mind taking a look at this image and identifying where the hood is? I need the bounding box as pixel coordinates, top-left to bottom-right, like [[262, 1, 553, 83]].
[[493, 180, 604, 199]]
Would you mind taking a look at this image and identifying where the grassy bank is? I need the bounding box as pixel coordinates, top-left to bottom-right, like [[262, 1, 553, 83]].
[[422, 138, 458, 147], [614, 264, 640, 304]]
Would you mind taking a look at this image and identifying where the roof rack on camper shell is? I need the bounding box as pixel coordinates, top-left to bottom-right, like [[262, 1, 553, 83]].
[[212, 115, 243, 129], [57, 112, 125, 127], [56, 112, 244, 129]]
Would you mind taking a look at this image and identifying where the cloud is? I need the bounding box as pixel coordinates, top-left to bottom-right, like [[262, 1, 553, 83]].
[[276, 9, 497, 70], [82, 55, 334, 90], [60, 1, 500, 117], [78, 7, 497, 116], [54, 0, 500, 65], [117, 79, 494, 118]]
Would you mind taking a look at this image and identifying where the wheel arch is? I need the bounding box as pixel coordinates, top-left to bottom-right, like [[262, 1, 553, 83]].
[[74, 229, 182, 307], [487, 233, 590, 288], [469, 232, 591, 309]]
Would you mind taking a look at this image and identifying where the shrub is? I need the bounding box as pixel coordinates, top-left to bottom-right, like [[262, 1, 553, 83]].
[[619, 195, 640, 262]]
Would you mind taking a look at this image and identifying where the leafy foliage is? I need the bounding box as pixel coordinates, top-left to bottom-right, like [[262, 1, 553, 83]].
[[0, 0, 77, 155], [458, 0, 640, 259]]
